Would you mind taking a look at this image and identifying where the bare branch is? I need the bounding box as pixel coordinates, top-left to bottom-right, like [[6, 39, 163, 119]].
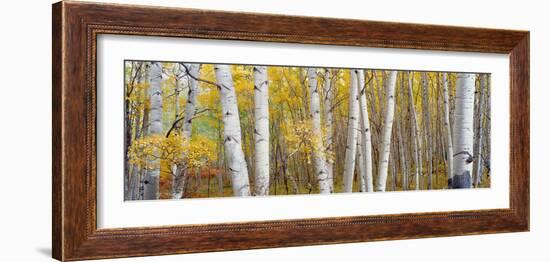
[[179, 63, 220, 89]]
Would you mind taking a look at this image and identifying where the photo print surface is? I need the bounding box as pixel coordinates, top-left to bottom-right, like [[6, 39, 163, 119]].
[[123, 61, 491, 201]]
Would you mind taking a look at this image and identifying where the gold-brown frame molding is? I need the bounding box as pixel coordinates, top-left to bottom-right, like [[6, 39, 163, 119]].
[[52, 1, 529, 261]]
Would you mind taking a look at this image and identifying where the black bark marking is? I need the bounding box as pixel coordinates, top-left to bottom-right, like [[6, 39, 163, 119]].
[[454, 151, 474, 164], [451, 171, 472, 189], [227, 136, 239, 144]]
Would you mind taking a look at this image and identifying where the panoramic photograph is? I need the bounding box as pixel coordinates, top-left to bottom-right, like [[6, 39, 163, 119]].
[[123, 61, 491, 201]]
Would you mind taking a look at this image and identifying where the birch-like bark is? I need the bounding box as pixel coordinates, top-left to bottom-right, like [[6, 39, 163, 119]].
[[356, 133, 367, 192], [171, 63, 200, 199], [375, 71, 398, 192], [136, 66, 150, 200], [124, 81, 133, 199], [482, 81, 491, 178], [182, 64, 200, 139], [322, 69, 335, 191], [169, 65, 182, 188], [397, 121, 407, 190], [343, 70, 360, 193], [356, 69, 374, 192], [128, 165, 140, 200], [127, 64, 145, 200], [451, 73, 476, 188], [390, 140, 398, 191], [307, 68, 331, 194], [422, 73, 433, 189], [397, 74, 408, 190], [368, 71, 381, 178], [253, 66, 270, 196], [407, 72, 422, 190], [214, 64, 251, 196], [143, 62, 163, 200], [474, 74, 487, 187], [442, 73, 454, 188]]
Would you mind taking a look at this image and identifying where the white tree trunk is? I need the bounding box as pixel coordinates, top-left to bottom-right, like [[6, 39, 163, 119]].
[[356, 132, 367, 192], [397, 75, 408, 191], [214, 65, 251, 196], [307, 68, 331, 194], [397, 121, 407, 191], [442, 73, 454, 188], [343, 70, 360, 193], [451, 73, 476, 188], [171, 63, 200, 199], [375, 71, 398, 192], [356, 69, 374, 192], [322, 69, 335, 191], [128, 165, 140, 200], [253, 66, 270, 196], [407, 72, 422, 190], [144, 62, 163, 200], [474, 74, 487, 187], [128, 66, 146, 200], [422, 73, 433, 189], [182, 64, 200, 139]]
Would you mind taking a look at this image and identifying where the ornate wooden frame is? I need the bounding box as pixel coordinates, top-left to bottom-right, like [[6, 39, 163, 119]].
[[52, 1, 530, 261]]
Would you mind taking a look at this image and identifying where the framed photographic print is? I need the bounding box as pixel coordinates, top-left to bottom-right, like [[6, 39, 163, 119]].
[[52, 1, 529, 261]]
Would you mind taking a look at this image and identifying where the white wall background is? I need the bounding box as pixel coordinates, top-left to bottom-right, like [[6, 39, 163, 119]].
[[0, 0, 546, 261]]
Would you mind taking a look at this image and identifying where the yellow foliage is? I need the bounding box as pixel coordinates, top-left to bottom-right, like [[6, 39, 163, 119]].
[[281, 120, 333, 164], [197, 64, 222, 123], [128, 134, 215, 174], [232, 65, 254, 111], [186, 135, 216, 168]]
